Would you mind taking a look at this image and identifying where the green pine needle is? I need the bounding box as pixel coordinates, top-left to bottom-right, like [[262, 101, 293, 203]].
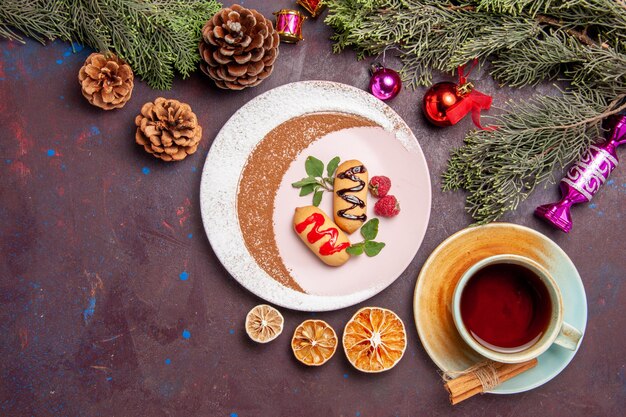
[[443, 90, 626, 223], [0, 0, 222, 90], [325, 0, 626, 223]]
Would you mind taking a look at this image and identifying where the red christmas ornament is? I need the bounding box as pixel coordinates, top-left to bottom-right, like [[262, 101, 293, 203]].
[[422, 60, 495, 130], [423, 82, 460, 127], [297, 0, 326, 18]]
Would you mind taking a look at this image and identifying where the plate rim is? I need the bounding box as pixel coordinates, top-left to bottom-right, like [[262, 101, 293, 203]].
[[412, 222, 588, 394], [201, 80, 432, 311]]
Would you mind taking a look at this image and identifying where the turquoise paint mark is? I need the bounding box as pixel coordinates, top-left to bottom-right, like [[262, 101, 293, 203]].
[[343, 373, 349, 378], [607, 179, 615, 186], [106, 376, 112, 381], [63, 51, 71, 57], [83, 297, 96, 323], [47, 149, 55, 157], [229, 329, 235, 335], [90, 126, 101, 135], [59, 95, 64, 100], [56, 59, 63, 64], [589, 203, 597, 209], [230, 414, 238, 417], [142, 167, 150, 175], [356, 412, 361, 417], [5, 159, 11, 164], [165, 358, 171, 365], [179, 271, 189, 281], [191, 166, 197, 172], [187, 233, 193, 239], [182, 329, 191, 339]]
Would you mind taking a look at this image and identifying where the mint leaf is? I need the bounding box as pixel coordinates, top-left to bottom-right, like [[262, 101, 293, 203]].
[[292, 177, 317, 188], [350, 219, 385, 257], [299, 184, 316, 196], [346, 244, 364, 256], [364, 241, 385, 257], [305, 156, 324, 177], [312, 190, 324, 206], [360, 218, 379, 241], [326, 156, 340, 177]]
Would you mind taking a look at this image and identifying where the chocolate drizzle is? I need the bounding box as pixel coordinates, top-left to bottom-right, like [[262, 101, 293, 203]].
[[336, 165, 367, 222]]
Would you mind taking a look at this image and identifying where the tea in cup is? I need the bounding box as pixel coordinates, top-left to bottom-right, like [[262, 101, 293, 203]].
[[452, 254, 582, 363]]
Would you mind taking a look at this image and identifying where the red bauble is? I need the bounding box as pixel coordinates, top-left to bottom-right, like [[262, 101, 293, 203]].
[[422, 61, 495, 130], [422, 82, 463, 127]]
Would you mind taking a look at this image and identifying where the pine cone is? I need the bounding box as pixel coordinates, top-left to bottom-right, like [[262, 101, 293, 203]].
[[199, 4, 280, 90], [135, 98, 202, 162], [78, 53, 133, 110]]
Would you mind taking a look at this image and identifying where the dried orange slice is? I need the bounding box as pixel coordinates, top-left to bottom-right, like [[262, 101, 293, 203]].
[[343, 307, 407, 373], [291, 319, 337, 366], [245, 304, 284, 343]]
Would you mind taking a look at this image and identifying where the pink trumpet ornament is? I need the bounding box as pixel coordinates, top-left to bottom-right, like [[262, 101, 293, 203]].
[[535, 114, 626, 232]]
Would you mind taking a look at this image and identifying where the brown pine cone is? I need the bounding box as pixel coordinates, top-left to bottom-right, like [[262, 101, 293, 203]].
[[135, 98, 202, 162], [199, 4, 280, 90], [78, 52, 133, 110]]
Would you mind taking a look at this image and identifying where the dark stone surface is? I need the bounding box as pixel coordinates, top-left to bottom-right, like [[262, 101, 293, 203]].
[[1, 2, 624, 416]]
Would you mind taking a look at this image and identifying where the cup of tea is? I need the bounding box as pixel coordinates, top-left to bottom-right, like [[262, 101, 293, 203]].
[[452, 254, 583, 363]]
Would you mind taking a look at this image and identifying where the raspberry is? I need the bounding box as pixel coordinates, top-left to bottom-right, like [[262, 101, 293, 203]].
[[374, 195, 400, 217], [369, 176, 391, 198]]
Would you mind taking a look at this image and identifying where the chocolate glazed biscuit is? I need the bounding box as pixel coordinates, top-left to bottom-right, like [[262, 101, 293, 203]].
[[334, 160, 368, 234]]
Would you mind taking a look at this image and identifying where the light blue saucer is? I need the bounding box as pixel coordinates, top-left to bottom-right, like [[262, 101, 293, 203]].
[[414, 223, 588, 394]]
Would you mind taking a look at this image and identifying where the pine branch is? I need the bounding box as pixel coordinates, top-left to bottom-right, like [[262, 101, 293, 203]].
[[0, 0, 222, 90], [534, 14, 608, 48], [0, 1, 70, 44], [478, 0, 626, 51], [327, 1, 625, 87], [325, 0, 626, 222], [488, 31, 583, 87], [442, 90, 626, 223]]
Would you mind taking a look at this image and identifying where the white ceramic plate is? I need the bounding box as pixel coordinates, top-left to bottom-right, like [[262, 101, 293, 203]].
[[201, 81, 431, 311], [413, 223, 587, 394]]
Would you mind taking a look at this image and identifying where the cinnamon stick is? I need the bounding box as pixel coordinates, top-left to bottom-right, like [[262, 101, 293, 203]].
[[444, 359, 538, 405]]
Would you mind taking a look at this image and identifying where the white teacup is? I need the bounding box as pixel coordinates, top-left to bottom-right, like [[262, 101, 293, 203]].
[[452, 254, 583, 364]]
